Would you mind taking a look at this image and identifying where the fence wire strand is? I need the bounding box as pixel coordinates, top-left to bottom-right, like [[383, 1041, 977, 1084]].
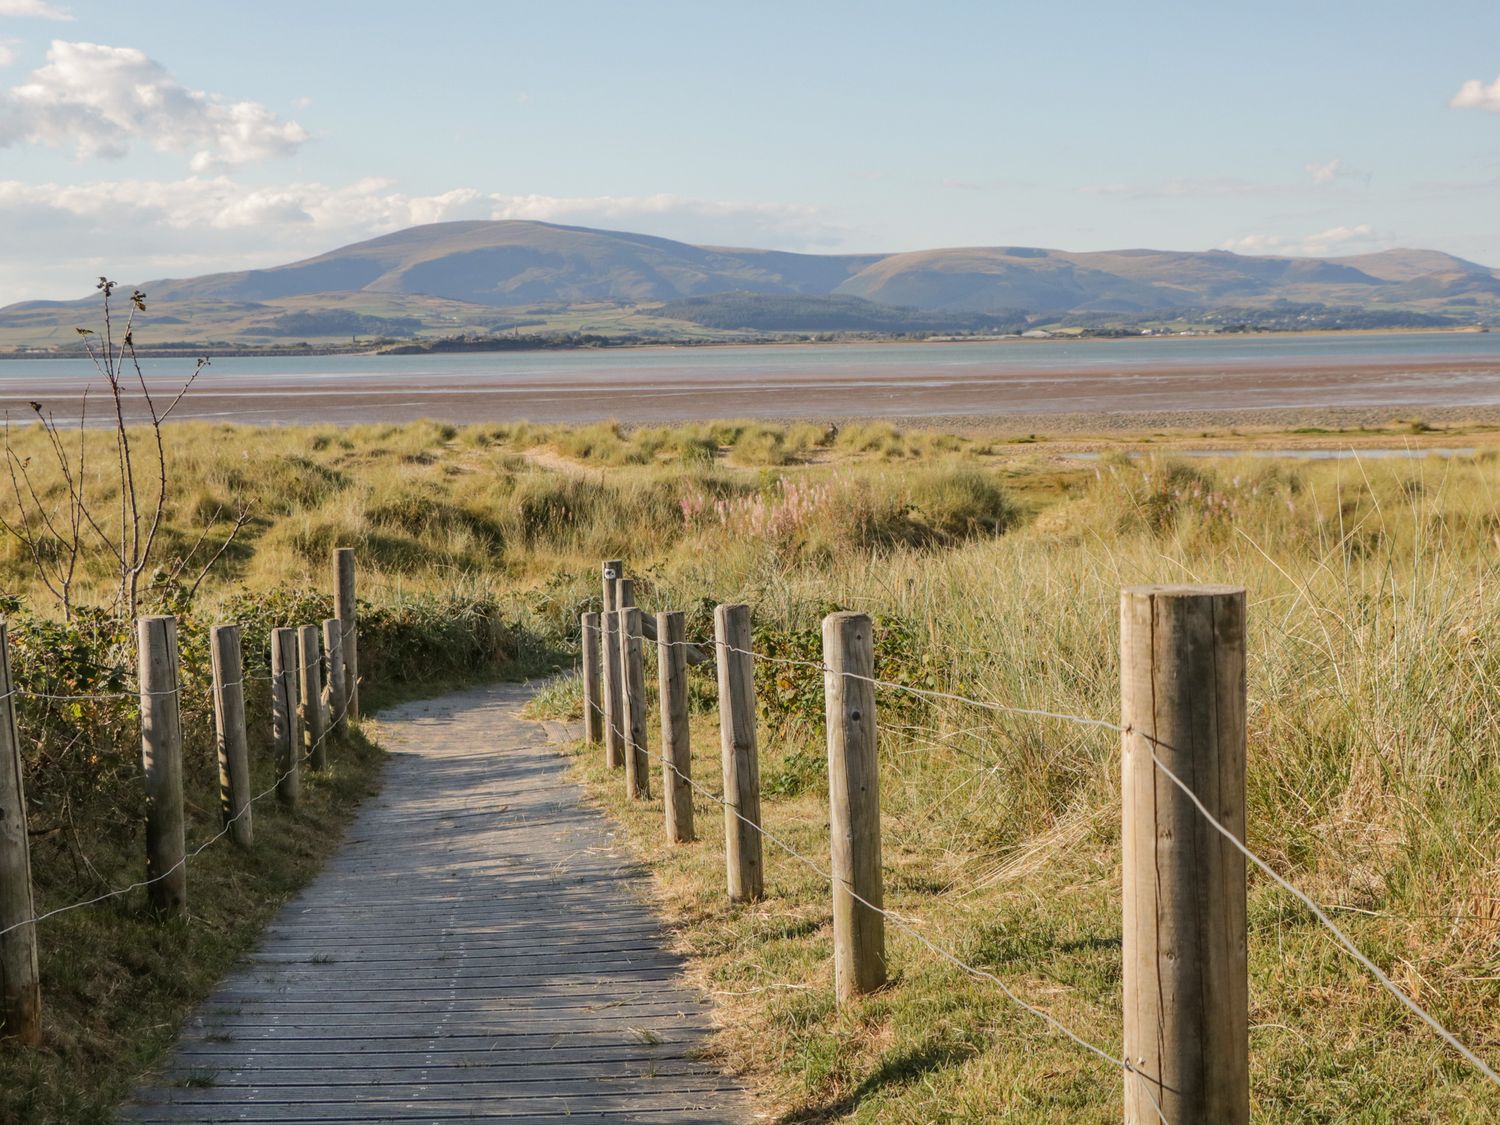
[[581, 616, 1500, 1094], [0, 661, 356, 940], [581, 681, 1170, 1123], [1139, 733, 1500, 1088]]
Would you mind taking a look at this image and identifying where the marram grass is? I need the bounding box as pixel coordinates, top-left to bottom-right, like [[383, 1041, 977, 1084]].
[[4, 417, 1500, 1120]]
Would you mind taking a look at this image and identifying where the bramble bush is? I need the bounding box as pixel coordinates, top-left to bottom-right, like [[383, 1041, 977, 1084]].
[[750, 611, 944, 797]]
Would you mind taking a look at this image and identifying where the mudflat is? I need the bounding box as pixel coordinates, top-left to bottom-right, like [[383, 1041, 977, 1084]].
[[3, 336, 1500, 428]]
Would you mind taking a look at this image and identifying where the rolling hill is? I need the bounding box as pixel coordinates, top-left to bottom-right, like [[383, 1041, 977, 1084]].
[[145, 222, 885, 306], [1, 221, 1496, 348]]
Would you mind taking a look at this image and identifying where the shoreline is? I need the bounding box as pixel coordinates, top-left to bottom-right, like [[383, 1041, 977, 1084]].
[[1, 341, 1499, 431], [0, 323, 1488, 362]]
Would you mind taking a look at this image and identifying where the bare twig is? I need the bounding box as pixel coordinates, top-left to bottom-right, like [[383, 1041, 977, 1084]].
[[1, 278, 222, 618]]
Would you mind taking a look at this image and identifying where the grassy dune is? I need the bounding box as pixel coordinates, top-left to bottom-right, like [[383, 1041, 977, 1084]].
[[3, 417, 1500, 1120]]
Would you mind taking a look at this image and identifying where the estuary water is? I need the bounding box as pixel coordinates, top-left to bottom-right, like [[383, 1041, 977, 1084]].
[[0, 331, 1497, 426]]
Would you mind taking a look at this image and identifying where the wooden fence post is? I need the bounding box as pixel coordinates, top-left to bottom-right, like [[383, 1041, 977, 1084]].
[[1121, 585, 1248, 1125], [299, 625, 327, 771], [322, 618, 347, 738], [656, 611, 694, 843], [270, 627, 301, 808], [640, 614, 710, 667], [714, 603, 763, 902], [619, 606, 650, 800], [333, 547, 359, 723], [138, 615, 186, 916], [581, 612, 603, 746], [823, 612, 886, 1003], [619, 606, 651, 799], [0, 619, 41, 1043], [210, 625, 253, 848], [601, 560, 623, 768], [614, 576, 640, 767]]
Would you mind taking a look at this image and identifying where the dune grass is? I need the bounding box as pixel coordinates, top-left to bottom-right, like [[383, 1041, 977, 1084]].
[[543, 440, 1500, 1121], [3, 417, 1500, 1120]]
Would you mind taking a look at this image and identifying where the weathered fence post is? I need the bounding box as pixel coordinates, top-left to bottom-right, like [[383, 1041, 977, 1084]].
[[210, 624, 253, 848], [322, 618, 347, 738], [333, 547, 359, 723], [619, 606, 650, 800], [600, 560, 623, 768], [270, 626, 301, 808], [641, 612, 709, 666], [581, 612, 603, 746], [138, 615, 186, 916], [657, 610, 694, 843], [298, 625, 327, 771], [823, 612, 886, 1003], [0, 619, 41, 1043], [1121, 585, 1248, 1125], [714, 603, 763, 902]]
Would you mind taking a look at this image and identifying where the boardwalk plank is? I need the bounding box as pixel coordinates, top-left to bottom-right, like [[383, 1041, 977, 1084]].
[[123, 683, 749, 1123]]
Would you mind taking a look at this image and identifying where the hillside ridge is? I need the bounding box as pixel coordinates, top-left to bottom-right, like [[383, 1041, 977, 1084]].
[[2, 221, 1495, 346]]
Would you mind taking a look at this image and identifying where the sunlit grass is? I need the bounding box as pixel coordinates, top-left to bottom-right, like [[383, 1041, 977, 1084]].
[[5, 417, 1500, 1119]]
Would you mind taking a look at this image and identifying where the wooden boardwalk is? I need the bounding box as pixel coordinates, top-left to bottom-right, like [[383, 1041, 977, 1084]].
[[122, 683, 750, 1124]]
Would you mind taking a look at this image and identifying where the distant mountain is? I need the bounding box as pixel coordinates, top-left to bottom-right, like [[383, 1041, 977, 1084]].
[[2, 221, 1496, 347], [127, 221, 1500, 313], [145, 221, 884, 306]]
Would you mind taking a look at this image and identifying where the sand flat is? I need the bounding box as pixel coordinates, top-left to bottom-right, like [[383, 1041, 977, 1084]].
[[3, 335, 1499, 428]]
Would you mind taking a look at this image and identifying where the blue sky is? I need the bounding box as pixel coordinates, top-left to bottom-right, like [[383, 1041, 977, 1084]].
[[0, 0, 1497, 303]]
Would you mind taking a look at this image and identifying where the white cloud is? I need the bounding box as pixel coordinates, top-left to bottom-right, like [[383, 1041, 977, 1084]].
[[0, 176, 842, 303], [0, 40, 308, 169], [1306, 158, 1340, 185], [1451, 75, 1500, 112], [1304, 158, 1372, 188], [0, 39, 15, 67], [1219, 223, 1387, 257], [0, 0, 71, 19]]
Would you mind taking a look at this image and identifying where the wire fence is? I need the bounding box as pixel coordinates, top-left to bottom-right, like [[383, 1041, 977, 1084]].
[[583, 680, 1171, 1122], [0, 644, 355, 942], [2, 672, 278, 706], [581, 609, 1500, 1105]]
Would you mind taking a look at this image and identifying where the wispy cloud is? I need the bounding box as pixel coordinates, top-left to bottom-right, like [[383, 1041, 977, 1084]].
[[1451, 75, 1500, 112], [0, 0, 71, 19], [1306, 158, 1340, 185], [0, 38, 16, 67], [0, 40, 308, 169], [1305, 157, 1372, 188], [1219, 223, 1386, 257], [1079, 176, 1281, 199], [1086, 165, 1370, 199], [0, 177, 843, 302], [485, 190, 814, 228]]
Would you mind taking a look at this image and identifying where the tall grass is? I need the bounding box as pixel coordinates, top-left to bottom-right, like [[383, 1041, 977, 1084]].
[[555, 447, 1500, 1121], [4, 417, 1499, 1119]]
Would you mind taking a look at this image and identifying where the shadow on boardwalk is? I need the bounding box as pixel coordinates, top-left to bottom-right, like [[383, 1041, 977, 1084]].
[[121, 682, 751, 1124]]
